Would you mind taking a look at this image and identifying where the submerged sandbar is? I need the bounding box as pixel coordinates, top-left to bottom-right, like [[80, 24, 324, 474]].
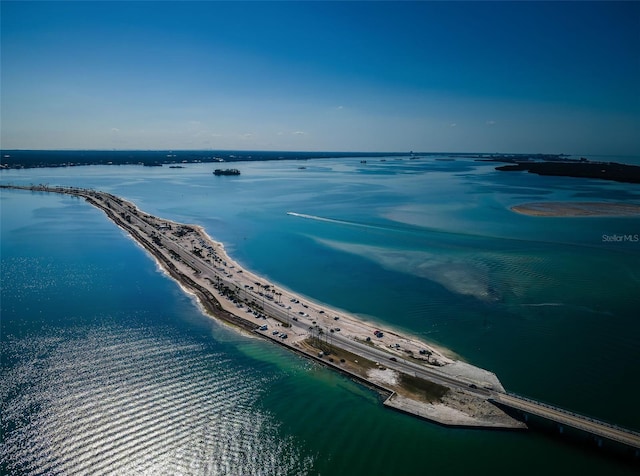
[[511, 202, 640, 217]]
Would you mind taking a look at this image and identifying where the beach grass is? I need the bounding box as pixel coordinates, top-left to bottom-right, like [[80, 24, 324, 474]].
[[398, 374, 449, 403], [301, 339, 378, 374]]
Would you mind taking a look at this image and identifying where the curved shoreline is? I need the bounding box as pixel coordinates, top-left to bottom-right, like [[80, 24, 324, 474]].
[[511, 202, 640, 217], [2, 183, 524, 429]]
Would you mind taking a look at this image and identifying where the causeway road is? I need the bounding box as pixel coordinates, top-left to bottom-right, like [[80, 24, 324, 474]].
[[99, 189, 495, 399], [492, 393, 640, 450]]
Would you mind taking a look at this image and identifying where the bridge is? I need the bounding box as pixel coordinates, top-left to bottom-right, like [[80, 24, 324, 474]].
[[491, 392, 640, 452]]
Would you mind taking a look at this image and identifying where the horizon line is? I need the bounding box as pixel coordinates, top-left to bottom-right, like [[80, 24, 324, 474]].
[[0, 148, 582, 157]]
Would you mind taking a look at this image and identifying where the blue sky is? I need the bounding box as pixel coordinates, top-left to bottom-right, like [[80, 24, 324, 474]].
[[1, 1, 639, 155]]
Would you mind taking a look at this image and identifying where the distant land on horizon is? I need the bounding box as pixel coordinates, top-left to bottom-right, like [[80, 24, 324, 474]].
[[2, 150, 639, 184], [0, 149, 576, 170], [0, 150, 402, 169]]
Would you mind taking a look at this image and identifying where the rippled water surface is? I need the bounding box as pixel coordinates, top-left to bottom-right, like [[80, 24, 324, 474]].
[[2, 156, 640, 475]]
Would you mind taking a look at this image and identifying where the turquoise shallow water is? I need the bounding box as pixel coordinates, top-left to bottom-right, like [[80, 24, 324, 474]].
[[2, 156, 640, 474]]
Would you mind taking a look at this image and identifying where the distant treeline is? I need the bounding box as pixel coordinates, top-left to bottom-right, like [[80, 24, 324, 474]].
[[0, 150, 576, 170], [495, 160, 640, 184], [0, 150, 404, 169]]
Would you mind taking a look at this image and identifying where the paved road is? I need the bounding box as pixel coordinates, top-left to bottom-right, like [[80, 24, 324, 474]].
[[330, 333, 493, 397], [100, 193, 503, 401]]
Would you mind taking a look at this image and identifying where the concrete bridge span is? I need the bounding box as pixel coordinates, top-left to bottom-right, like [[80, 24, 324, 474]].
[[491, 392, 640, 453]]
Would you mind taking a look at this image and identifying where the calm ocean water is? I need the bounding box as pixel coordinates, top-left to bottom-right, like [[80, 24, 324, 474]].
[[2, 155, 640, 475]]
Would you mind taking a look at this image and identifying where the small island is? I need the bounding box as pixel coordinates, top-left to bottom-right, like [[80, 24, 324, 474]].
[[213, 168, 241, 176], [511, 202, 640, 217]]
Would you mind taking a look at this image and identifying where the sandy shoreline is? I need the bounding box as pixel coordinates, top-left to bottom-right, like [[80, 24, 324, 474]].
[[2, 184, 523, 429], [107, 198, 454, 363], [142, 211, 456, 365], [511, 201, 640, 217]]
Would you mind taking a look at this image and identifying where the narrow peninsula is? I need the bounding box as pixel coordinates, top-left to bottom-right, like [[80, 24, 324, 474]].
[[5, 184, 640, 452], [1, 183, 519, 429]]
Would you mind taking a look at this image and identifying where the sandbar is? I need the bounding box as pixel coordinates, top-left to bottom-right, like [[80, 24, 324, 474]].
[[511, 202, 640, 217]]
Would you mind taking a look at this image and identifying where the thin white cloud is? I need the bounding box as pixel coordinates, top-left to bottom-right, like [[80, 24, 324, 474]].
[[486, 120, 496, 125], [110, 128, 120, 133], [450, 123, 457, 128], [293, 131, 306, 135]]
